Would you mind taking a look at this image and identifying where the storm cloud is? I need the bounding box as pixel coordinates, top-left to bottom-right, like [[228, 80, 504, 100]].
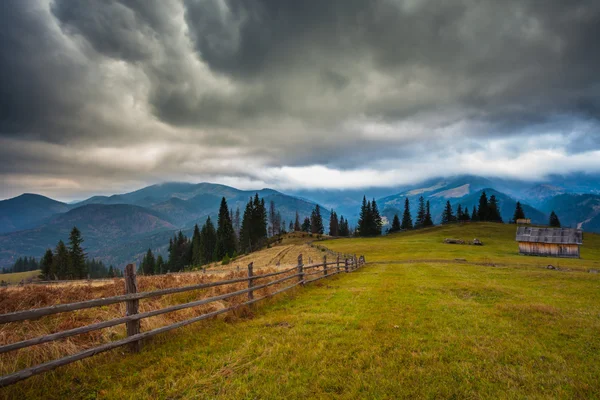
[[1, 0, 599, 200]]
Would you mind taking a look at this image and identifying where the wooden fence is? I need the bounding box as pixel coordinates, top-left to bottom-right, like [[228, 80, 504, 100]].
[[0, 253, 365, 387]]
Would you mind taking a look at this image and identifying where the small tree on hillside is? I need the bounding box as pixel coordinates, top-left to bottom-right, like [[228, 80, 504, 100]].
[[441, 201, 455, 224], [423, 201, 434, 227], [310, 205, 324, 234], [478, 192, 489, 221], [415, 196, 426, 229], [390, 214, 401, 233], [549, 211, 561, 227], [512, 202, 525, 223], [488, 195, 503, 223], [68, 227, 87, 279], [301, 217, 311, 233], [40, 249, 54, 280], [401, 198, 413, 230]]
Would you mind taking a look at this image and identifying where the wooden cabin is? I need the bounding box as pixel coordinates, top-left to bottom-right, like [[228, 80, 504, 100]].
[[516, 227, 583, 258], [516, 218, 531, 225]]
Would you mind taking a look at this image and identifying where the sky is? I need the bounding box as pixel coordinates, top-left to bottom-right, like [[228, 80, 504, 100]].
[[1, 0, 600, 201]]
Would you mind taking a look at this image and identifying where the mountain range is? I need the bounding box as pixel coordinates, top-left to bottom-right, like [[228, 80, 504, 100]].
[[1, 174, 599, 269]]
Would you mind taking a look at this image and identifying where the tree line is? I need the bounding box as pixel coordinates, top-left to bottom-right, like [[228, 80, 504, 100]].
[[38, 227, 119, 280], [385, 196, 434, 235], [1, 257, 39, 274]]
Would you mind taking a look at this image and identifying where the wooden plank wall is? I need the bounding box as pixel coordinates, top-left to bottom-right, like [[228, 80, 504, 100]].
[[518, 242, 580, 258]]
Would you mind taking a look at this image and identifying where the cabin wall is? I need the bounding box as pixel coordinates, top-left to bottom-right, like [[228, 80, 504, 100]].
[[518, 242, 580, 258]]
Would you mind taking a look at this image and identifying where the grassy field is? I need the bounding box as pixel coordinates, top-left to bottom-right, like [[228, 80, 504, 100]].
[[0, 270, 40, 285], [2, 223, 599, 399]]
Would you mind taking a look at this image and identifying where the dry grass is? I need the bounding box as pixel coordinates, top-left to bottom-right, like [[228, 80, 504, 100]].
[[0, 267, 299, 376]]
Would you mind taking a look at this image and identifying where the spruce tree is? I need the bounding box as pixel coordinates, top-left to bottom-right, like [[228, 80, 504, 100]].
[[441, 201, 455, 224], [415, 196, 426, 229], [53, 240, 69, 280], [401, 198, 413, 230], [215, 197, 237, 259], [488, 195, 503, 223], [68, 227, 86, 279], [512, 202, 525, 223], [329, 210, 339, 236], [390, 214, 401, 232], [478, 192, 489, 221], [40, 249, 53, 279], [423, 201, 434, 227], [200, 217, 217, 263], [471, 206, 478, 221], [358, 196, 368, 236], [371, 199, 383, 235], [549, 211, 561, 227], [463, 207, 471, 222], [301, 217, 311, 232], [155, 255, 165, 275], [191, 224, 202, 265], [294, 211, 301, 231], [142, 248, 155, 275], [310, 205, 324, 234], [239, 199, 254, 253], [456, 204, 464, 221], [108, 265, 114, 278]]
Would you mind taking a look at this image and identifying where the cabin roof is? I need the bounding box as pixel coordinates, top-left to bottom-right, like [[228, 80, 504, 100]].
[[516, 227, 583, 245]]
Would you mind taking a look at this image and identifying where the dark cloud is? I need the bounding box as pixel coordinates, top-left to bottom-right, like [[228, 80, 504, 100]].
[[1, 0, 600, 199]]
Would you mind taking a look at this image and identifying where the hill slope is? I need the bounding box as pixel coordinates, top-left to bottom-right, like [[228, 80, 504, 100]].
[[0, 194, 71, 234]]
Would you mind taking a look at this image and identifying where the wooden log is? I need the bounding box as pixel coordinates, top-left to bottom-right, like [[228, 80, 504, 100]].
[[248, 262, 254, 301], [345, 258, 349, 273], [298, 254, 304, 285], [124, 264, 140, 353], [337, 255, 340, 273], [323, 255, 328, 276]]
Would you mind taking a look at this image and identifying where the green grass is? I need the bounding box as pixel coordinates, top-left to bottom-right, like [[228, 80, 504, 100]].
[[2, 224, 600, 399], [0, 270, 40, 284]]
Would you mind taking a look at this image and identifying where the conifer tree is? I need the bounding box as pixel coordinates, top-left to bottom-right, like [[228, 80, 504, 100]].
[[141, 248, 155, 275], [68, 226, 87, 279], [40, 249, 54, 280], [441, 201, 455, 224], [512, 202, 525, 223], [415, 196, 426, 229], [390, 214, 401, 233], [401, 198, 413, 230], [338, 216, 349, 237], [549, 211, 561, 227], [294, 211, 301, 231], [200, 217, 217, 263], [53, 240, 69, 280], [154, 255, 164, 274], [310, 205, 324, 234], [463, 207, 471, 222], [301, 217, 311, 232], [215, 197, 237, 259], [191, 224, 202, 265], [478, 192, 489, 221], [108, 265, 114, 278], [488, 195, 503, 223], [371, 199, 383, 235], [471, 206, 478, 221], [358, 196, 369, 236], [423, 201, 434, 227], [329, 210, 339, 236]]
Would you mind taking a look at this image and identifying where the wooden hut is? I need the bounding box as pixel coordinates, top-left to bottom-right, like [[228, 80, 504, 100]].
[[515, 227, 583, 258]]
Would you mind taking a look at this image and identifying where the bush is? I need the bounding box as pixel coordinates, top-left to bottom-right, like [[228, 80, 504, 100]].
[[222, 254, 230, 265]]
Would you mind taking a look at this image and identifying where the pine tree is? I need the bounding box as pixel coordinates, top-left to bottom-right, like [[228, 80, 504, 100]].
[[301, 217, 311, 232], [294, 211, 301, 231], [155, 255, 165, 275], [488, 195, 503, 223], [390, 214, 401, 233], [141, 248, 155, 275], [40, 249, 54, 280], [478, 192, 489, 221], [53, 240, 69, 280], [268, 200, 277, 237], [463, 207, 471, 222], [108, 265, 114, 278], [329, 210, 339, 236], [371, 199, 382, 235], [310, 205, 324, 234], [512, 201, 525, 223], [441, 201, 455, 224], [471, 206, 478, 221], [338, 216, 349, 237], [415, 196, 426, 229], [549, 211, 561, 227], [191, 224, 202, 265], [200, 217, 217, 263], [358, 196, 368, 236], [68, 226, 87, 279], [215, 197, 237, 259], [401, 198, 413, 230], [423, 201, 434, 227]]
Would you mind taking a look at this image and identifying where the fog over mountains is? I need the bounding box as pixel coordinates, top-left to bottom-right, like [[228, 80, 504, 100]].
[[1, 174, 599, 269]]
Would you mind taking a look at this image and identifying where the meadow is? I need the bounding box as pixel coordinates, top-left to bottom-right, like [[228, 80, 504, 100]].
[[0, 270, 40, 285], [1, 223, 599, 399]]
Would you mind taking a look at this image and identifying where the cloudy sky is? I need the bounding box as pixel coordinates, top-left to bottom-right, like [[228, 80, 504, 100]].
[[2, 0, 600, 200]]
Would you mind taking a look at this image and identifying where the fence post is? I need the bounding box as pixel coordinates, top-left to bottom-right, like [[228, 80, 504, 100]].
[[323, 255, 328, 276], [354, 254, 357, 271], [248, 262, 254, 301], [124, 263, 140, 353], [298, 254, 304, 286], [345, 258, 349, 273], [337, 255, 340, 273]]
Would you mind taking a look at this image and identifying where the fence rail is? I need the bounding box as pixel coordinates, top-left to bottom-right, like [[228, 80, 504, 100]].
[[0, 253, 365, 387]]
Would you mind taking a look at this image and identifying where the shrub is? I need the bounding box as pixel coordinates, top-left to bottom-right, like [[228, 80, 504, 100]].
[[222, 254, 231, 265]]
